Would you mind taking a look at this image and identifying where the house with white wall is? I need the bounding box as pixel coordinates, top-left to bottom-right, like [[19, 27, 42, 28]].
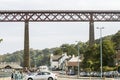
[[50, 53, 69, 70], [50, 53, 83, 72]]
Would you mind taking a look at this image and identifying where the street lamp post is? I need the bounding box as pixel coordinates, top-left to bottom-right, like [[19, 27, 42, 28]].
[[97, 27, 104, 79]]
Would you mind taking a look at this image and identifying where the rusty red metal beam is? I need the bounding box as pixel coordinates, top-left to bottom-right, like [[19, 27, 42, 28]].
[[0, 10, 120, 22]]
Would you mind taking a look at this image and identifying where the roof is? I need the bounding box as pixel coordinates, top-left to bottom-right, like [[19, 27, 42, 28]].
[[68, 55, 81, 62], [52, 55, 62, 61], [67, 55, 82, 66], [0, 62, 22, 69], [67, 62, 78, 66]]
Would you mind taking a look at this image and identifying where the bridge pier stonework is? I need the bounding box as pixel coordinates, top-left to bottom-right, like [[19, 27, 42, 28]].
[[89, 14, 95, 47], [24, 20, 30, 70]]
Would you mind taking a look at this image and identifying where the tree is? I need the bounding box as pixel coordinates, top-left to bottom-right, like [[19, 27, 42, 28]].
[[82, 44, 99, 71], [82, 40, 115, 71], [75, 41, 88, 55], [102, 40, 115, 67], [54, 48, 61, 55], [54, 44, 78, 56], [0, 38, 3, 43], [112, 30, 120, 48]]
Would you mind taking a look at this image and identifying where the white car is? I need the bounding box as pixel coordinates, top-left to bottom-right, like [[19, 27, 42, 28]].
[[26, 71, 57, 80]]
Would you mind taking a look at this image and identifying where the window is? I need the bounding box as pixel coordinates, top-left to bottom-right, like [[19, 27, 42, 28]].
[[42, 72, 50, 75]]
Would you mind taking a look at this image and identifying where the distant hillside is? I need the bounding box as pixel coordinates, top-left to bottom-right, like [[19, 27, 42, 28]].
[[95, 34, 113, 44], [0, 48, 56, 67]]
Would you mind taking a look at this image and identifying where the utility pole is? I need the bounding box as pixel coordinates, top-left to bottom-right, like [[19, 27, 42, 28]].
[[97, 27, 104, 79]]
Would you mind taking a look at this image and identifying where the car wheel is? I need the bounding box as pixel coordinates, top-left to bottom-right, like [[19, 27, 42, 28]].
[[27, 78, 33, 80], [48, 77, 53, 80]]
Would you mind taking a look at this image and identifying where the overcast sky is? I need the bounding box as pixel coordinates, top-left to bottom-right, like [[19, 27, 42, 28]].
[[0, 0, 120, 54]]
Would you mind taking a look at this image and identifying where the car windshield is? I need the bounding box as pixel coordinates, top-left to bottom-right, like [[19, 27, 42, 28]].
[[37, 72, 51, 75]]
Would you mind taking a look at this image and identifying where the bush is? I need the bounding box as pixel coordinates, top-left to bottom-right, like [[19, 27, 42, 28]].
[[103, 66, 116, 71]]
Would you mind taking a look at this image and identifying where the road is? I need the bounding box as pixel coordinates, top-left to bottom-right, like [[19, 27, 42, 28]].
[[58, 77, 118, 80], [58, 78, 83, 80], [57, 74, 119, 80], [0, 77, 119, 80]]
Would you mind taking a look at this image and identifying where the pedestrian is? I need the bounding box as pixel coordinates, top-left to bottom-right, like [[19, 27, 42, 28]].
[[19, 71, 24, 80], [15, 71, 19, 80], [11, 72, 14, 80], [11, 70, 15, 80]]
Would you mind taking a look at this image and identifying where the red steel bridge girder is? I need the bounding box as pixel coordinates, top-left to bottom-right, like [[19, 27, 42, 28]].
[[0, 10, 120, 22]]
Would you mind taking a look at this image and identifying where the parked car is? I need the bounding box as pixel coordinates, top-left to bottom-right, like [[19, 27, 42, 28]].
[[80, 72, 87, 77], [26, 71, 57, 80], [103, 71, 119, 77], [59, 71, 66, 75], [67, 69, 75, 75]]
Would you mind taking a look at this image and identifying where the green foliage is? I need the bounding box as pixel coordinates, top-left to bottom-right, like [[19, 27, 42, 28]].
[[0, 38, 3, 43], [0, 49, 51, 67], [112, 30, 120, 48], [102, 40, 115, 67], [103, 66, 116, 71], [82, 40, 115, 71], [82, 44, 100, 71], [54, 48, 61, 55], [54, 42, 88, 56], [54, 44, 78, 56]]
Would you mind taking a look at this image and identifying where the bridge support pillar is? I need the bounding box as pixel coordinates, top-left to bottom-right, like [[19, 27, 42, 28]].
[[24, 20, 30, 70], [89, 14, 95, 46]]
